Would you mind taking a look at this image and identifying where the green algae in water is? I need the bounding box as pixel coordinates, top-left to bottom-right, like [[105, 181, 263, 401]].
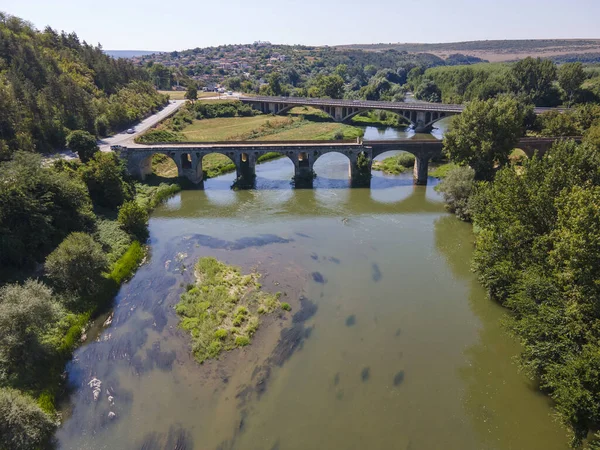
[[175, 257, 282, 363]]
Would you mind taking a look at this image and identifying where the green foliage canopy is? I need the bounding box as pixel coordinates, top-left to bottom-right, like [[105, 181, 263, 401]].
[[45, 232, 108, 296], [0, 387, 57, 450], [0, 152, 95, 269], [444, 96, 527, 180], [66, 130, 99, 163], [118, 201, 149, 241]]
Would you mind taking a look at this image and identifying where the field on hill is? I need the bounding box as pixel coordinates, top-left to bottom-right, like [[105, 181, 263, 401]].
[[336, 39, 600, 62]]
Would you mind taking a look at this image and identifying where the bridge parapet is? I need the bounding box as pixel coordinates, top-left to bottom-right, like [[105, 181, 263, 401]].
[[116, 136, 573, 188]]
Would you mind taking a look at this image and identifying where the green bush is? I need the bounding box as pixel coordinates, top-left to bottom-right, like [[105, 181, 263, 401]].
[[396, 153, 416, 168], [435, 166, 476, 221], [0, 388, 57, 450], [235, 336, 250, 347], [66, 130, 99, 163], [281, 302, 291, 311], [118, 201, 149, 240], [134, 182, 181, 211], [95, 219, 132, 265], [79, 152, 133, 210], [45, 232, 108, 296], [214, 329, 228, 340], [0, 280, 63, 388]]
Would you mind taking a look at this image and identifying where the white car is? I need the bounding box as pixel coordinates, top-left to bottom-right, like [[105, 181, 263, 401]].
[[126, 128, 135, 134]]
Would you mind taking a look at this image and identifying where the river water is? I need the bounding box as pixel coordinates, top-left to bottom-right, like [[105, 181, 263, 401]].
[[56, 126, 569, 449]]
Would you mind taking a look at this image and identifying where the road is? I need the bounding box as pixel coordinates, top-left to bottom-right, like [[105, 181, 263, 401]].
[[99, 92, 241, 150], [44, 94, 238, 161], [98, 100, 186, 151]]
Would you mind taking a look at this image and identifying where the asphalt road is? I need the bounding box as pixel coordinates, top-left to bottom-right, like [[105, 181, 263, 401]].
[[99, 92, 240, 150], [98, 99, 186, 151]]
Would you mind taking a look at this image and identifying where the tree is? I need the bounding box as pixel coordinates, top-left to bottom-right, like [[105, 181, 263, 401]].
[[79, 152, 133, 209], [536, 111, 580, 137], [0, 152, 95, 268], [414, 79, 441, 102], [185, 84, 198, 102], [66, 130, 99, 163], [583, 123, 600, 149], [268, 72, 283, 96], [118, 201, 149, 240], [509, 57, 558, 106], [558, 62, 586, 106], [285, 68, 300, 87], [435, 166, 476, 221], [0, 280, 63, 387], [443, 96, 527, 180], [334, 64, 348, 81], [406, 67, 424, 90], [363, 65, 377, 78], [312, 74, 345, 99], [45, 232, 107, 296], [0, 388, 57, 450]]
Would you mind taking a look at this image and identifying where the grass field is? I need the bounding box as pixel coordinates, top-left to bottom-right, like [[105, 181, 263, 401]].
[[180, 116, 292, 141], [254, 122, 361, 141], [180, 115, 363, 142], [158, 90, 216, 100]]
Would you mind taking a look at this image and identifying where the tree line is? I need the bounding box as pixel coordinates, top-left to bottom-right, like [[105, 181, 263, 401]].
[[436, 94, 600, 447], [415, 58, 600, 106]]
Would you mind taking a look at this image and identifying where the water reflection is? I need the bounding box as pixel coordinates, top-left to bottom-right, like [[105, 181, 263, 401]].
[[433, 215, 568, 449], [153, 180, 445, 220]]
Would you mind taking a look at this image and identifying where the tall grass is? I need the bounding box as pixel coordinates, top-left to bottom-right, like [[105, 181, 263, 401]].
[[108, 241, 144, 285]]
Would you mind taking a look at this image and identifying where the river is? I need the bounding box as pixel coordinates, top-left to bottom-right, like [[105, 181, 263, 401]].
[[56, 125, 569, 449]]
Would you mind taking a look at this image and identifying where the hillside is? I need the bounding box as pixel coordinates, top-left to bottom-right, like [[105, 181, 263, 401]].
[[105, 50, 160, 58], [0, 13, 167, 159], [335, 39, 600, 62]]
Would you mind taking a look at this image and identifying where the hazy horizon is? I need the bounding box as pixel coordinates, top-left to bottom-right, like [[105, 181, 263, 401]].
[[4, 0, 600, 51]]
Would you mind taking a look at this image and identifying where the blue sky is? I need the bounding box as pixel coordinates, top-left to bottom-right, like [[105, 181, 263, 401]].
[[3, 0, 600, 51]]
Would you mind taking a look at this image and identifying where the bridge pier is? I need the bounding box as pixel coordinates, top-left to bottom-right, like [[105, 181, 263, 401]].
[[179, 152, 203, 184], [293, 151, 314, 188], [413, 153, 433, 185], [414, 111, 432, 133], [235, 152, 256, 188], [349, 150, 372, 187]]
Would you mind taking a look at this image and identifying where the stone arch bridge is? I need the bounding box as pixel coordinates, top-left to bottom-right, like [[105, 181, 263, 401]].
[[114, 137, 568, 188], [239, 96, 560, 133]]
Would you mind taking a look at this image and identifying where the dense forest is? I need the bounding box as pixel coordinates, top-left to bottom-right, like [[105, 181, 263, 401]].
[[437, 95, 600, 447], [0, 12, 167, 159]]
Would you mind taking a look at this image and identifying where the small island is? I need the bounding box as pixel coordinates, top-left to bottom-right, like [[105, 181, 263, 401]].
[[176, 257, 286, 363]]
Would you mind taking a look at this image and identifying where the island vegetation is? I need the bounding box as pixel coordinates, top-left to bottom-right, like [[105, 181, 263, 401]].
[[176, 257, 286, 363]]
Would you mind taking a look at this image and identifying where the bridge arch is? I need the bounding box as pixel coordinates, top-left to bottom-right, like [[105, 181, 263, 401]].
[[253, 150, 296, 187], [137, 151, 181, 180], [200, 151, 237, 180]]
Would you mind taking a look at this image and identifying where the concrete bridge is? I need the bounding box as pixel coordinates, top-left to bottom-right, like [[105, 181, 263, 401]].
[[114, 137, 568, 188], [239, 96, 561, 133]]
